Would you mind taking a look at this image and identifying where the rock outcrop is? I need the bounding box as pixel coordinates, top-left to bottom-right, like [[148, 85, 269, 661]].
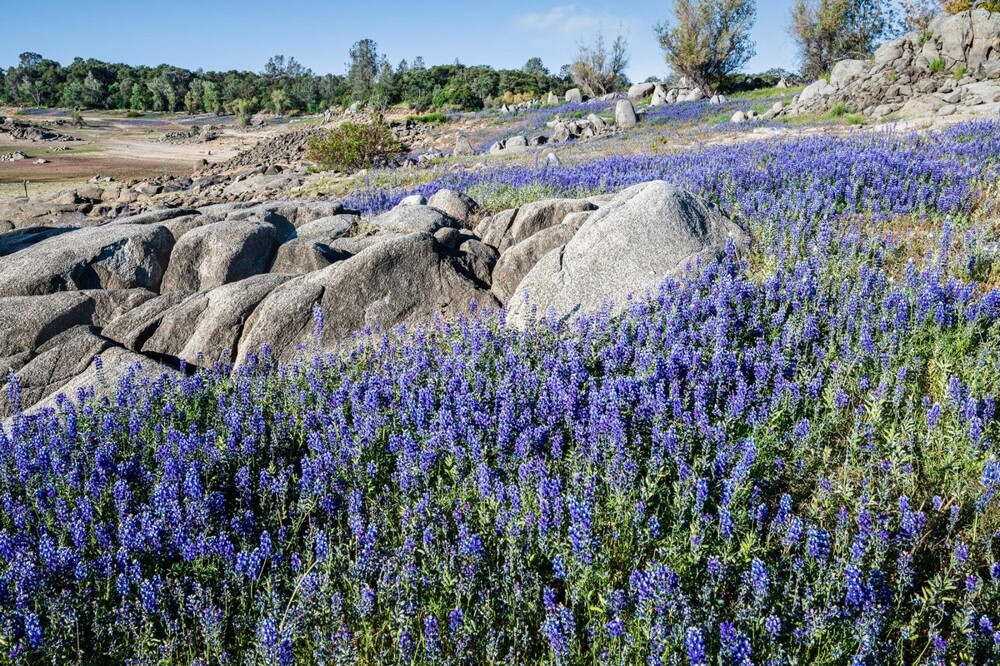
[[0, 180, 752, 415], [791, 9, 1000, 119], [0, 224, 175, 297]]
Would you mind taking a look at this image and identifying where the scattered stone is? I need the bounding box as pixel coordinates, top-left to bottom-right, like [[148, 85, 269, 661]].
[[427, 190, 479, 225], [399, 194, 427, 206], [454, 134, 474, 156], [628, 82, 657, 99], [615, 100, 639, 128]]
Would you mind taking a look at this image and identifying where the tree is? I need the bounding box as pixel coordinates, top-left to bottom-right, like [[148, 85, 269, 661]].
[[789, 0, 898, 79], [570, 31, 630, 96], [900, 0, 939, 30], [184, 79, 204, 114], [346, 39, 386, 102], [655, 0, 757, 93], [522, 57, 549, 77], [202, 80, 222, 114]]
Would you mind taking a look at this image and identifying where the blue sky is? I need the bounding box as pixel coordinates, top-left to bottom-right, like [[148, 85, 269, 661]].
[[2, 1, 800, 80]]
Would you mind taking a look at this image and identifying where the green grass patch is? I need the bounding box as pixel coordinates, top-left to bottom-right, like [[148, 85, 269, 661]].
[[826, 102, 850, 119], [730, 85, 805, 101]]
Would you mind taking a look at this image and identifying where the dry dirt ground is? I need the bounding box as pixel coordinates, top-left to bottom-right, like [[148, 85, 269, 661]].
[[0, 109, 298, 198]]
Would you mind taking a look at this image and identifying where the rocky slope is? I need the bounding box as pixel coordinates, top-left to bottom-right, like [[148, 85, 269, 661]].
[[791, 9, 1000, 119], [0, 183, 746, 417]]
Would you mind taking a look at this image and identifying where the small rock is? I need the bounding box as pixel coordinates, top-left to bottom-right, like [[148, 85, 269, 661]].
[[398, 194, 427, 207]]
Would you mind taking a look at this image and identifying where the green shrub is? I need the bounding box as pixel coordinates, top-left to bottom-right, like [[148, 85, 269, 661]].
[[188, 124, 200, 136], [845, 113, 865, 125], [227, 98, 257, 128], [70, 110, 86, 127], [930, 58, 946, 74], [406, 112, 449, 124], [955, 65, 969, 80], [827, 102, 849, 118], [307, 120, 408, 173], [125, 110, 143, 118]]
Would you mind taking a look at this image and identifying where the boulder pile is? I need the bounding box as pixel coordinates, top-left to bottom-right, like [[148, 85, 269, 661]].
[[1, 182, 746, 416], [791, 9, 1000, 119], [489, 101, 642, 154], [0, 117, 81, 142], [642, 78, 709, 106]]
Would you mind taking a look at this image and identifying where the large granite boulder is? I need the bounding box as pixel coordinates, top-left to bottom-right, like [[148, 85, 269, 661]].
[[160, 219, 287, 292], [0, 224, 175, 297], [491, 223, 578, 304], [236, 233, 498, 365], [369, 205, 461, 234], [0, 292, 97, 359], [143, 274, 290, 366], [427, 190, 479, 225], [296, 214, 359, 241], [270, 239, 350, 274], [508, 181, 747, 325], [479, 199, 597, 253], [0, 226, 76, 256], [628, 82, 656, 99], [0, 326, 113, 417], [615, 100, 639, 128], [102, 291, 194, 351]]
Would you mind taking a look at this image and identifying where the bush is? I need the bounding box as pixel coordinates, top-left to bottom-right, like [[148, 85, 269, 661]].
[[956, 65, 969, 80], [125, 110, 144, 118], [944, 0, 1000, 11], [227, 98, 258, 128], [930, 58, 946, 74], [188, 124, 200, 136], [406, 112, 448, 124], [827, 102, 849, 117], [307, 120, 408, 173]]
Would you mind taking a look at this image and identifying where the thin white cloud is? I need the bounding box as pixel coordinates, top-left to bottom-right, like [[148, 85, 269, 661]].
[[510, 5, 664, 81], [513, 4, 638, 40]]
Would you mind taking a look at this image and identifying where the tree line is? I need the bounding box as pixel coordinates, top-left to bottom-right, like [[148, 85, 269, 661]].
[[0, 47, 573, 117], [1, 0, 987, 117]]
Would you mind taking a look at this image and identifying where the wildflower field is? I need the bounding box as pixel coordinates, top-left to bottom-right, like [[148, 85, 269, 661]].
[[3, 120, 1000, 665]]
